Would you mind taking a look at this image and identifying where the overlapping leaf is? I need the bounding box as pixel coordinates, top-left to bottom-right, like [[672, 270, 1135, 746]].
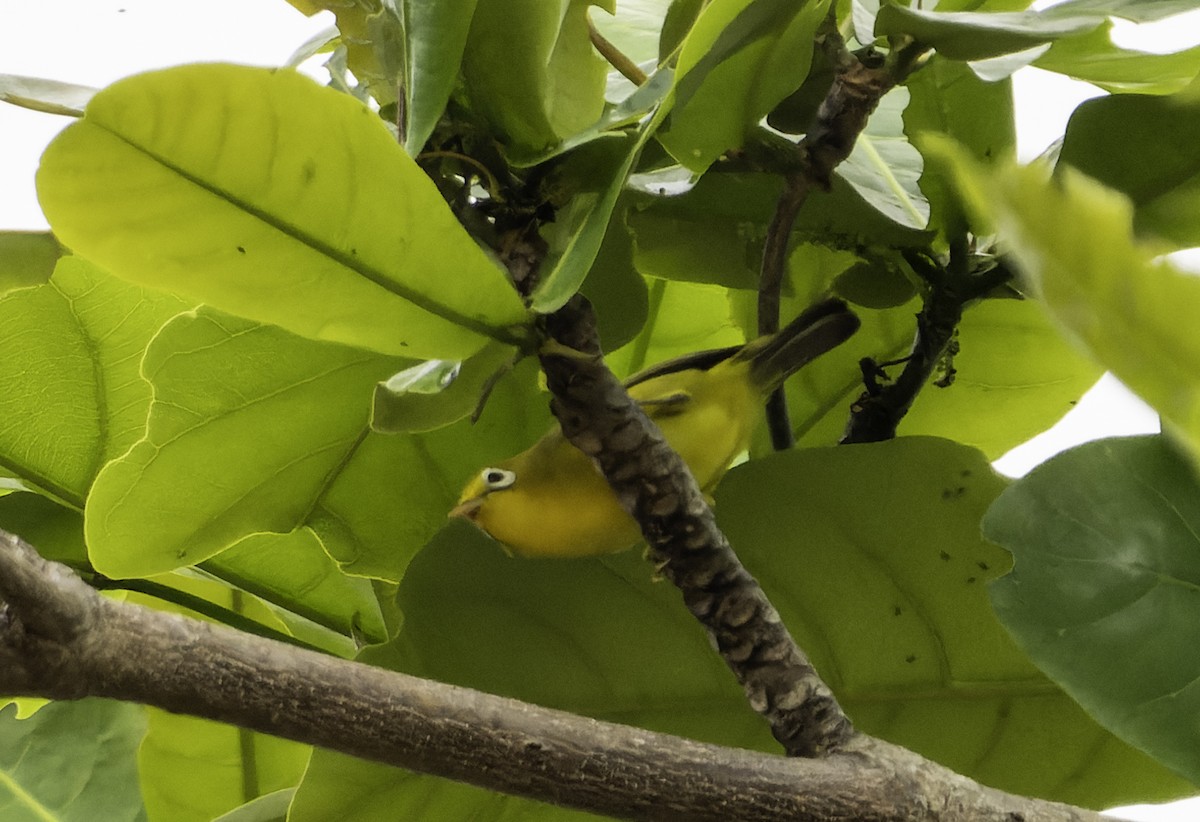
[[986, 435, 1200, 785], [932, 141, 1200, 461], [291, 438, 1190, 817], [37, 63, 529, 360]]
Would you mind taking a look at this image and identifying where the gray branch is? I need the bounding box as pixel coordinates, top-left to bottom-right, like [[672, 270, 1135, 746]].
[[0, 529, 1113, 821]]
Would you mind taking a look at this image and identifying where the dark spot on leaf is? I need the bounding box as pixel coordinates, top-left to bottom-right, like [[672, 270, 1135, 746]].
[[960, 469, 972, 478], [966, 576, 977, 584], [301, 158, 317, 184], [236, 246, 246, 254], [893, 605, 902, 617], [350, 248, 358, 256], [905, 654, 917, 664], [977, 561, 990, 571], [942, 486, 967, 500], [939, 550, 951, 562]]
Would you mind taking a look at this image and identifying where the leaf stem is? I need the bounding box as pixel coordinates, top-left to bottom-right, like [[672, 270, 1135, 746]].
[[588, 18, 649, 86]]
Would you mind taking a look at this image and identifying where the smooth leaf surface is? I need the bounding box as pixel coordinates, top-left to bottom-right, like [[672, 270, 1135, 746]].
[[400, 0, 479, 155], [37, 63, 529, 360], [212, 790, 294, 822], [84, 309, 402, 577], [0, 257, 187, 506], [461, 0, 612, 154], [1059, 94, 1200, 247], [985, 435, 1200, 785], [0, 73, 94, 116], [371, 343, 515, 434], [657, 0, 830, 172], [139, 709, 308, 822], [1036, 23, 1200, 95], [875, 5, 1104, 61], [904, 56, 1015, 233], [202, 530, 388, 646], [0, 700, 147, 822], [1044, 0, 1200, 22], [0, 232, 62, 294], [933, 143, 1200, 460], [902, 299, 1103, 459]]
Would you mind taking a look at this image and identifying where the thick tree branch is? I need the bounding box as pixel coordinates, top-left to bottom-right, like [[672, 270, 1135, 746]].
[[0, 530, 1115, 821], [540, 298, 853, 757]]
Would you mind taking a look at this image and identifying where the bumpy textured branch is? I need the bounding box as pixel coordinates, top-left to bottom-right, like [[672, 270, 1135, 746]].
[[539, 298, 852, 757], [757, 41, 913, 449], [0, 532, 1110, 821]]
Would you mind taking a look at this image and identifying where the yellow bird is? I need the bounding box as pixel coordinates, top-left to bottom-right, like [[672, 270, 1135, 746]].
[[451, 298, 860, 558]]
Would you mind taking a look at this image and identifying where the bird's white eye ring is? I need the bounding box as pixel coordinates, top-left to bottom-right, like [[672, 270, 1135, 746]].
[[481, 468, 516, 490]]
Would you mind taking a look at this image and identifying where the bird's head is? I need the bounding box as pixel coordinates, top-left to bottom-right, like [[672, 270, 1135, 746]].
[[449, 465, 518, 524]]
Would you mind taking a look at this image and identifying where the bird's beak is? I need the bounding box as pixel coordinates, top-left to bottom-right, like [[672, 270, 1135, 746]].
[[448, 496, 485, 522]]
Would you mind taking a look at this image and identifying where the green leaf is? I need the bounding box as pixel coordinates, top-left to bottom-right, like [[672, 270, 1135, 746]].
[[531, 94, 671, 312], [212, 790, 294, 822], [0, 492, 87, 567], [0, 257, 188, 506], [202, 530, 389, 646], [578, 203, 649, 352], [904, 55, 1015, 233], [902, 298, 1104, 459], [139, 709, 308, 822], [657, 0, 831, 172], [294, 438, 1190, 813], [0, 699, 147, 822], [37, 63, 529, 360], [84, 309, 401, 578], [836, 88, 929, 230], [460, 0, 612, 154], [400, 0, 480, 154], [1036, 23, 1200, 95], [1059, 94, 1200, 247], [1043, 0, 1200, 23], [985, 435, 1200, 786], [371, 343, 516, 434], [0, 232, 63, 294], [931, 141, 1200, 460], [310, 356, 551, 581], [0, 73, 94, 116], [874, 5, 1104, 61]]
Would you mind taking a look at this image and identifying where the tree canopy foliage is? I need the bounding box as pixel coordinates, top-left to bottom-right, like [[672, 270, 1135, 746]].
[[2, 0, 1200, 819]]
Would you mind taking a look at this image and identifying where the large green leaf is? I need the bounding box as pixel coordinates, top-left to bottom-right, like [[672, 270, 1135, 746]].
[[985, 435, 1200, 786], [901, 299, 1103, 459], [292, 438, 1189, 815], [139, 709, 307, 822], [85, 308, 551, 581], [1036, 23, 1200, 95], [0, 700, 147, 822], [0, 231, 63, 294], [37, 63, 529, 360], [84, 309, 400, 577], [657, 0, 831, 172], [460, 0, 612, 155], [0, 257, 188, 506], [721, 439, 1188, 805], [1059, 94, 1200, 247], [932, 141, 1200, 461]]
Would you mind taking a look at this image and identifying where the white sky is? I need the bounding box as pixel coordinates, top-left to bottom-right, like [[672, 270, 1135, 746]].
[[0, 1, 1197, 818]]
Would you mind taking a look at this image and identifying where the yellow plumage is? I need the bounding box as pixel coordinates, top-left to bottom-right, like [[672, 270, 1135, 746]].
[[451, 299, 859, 558]]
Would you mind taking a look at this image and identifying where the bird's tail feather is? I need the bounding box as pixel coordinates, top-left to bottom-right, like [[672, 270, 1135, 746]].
[[745, 298, 860, 391]]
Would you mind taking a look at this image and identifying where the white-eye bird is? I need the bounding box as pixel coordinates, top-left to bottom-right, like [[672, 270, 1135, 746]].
[[451, 298, 859, 558]]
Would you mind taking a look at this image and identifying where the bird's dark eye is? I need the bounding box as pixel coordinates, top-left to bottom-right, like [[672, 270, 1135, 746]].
[[481, 468, 516, 490]]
